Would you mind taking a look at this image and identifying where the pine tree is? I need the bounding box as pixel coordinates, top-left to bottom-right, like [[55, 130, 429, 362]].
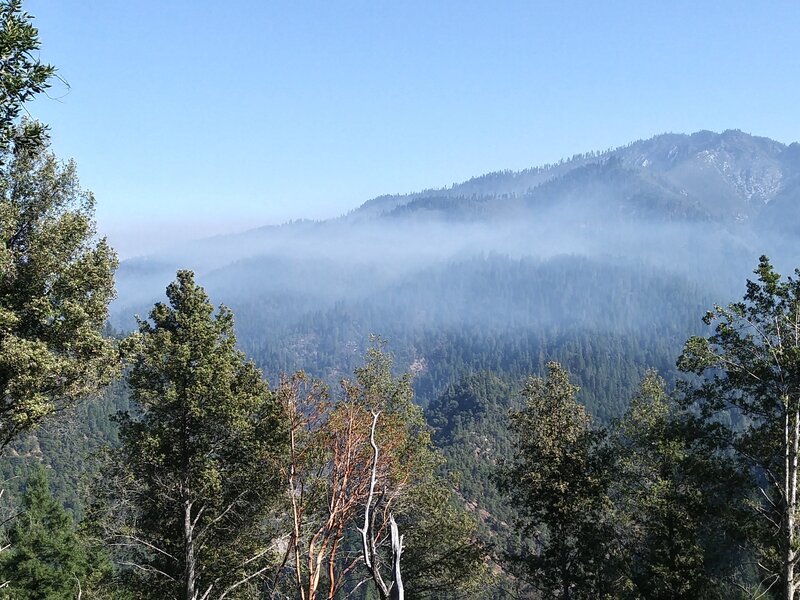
[[0, 466, 109, 599], [102, 271, 286, 599], [679, 256, 800, 599], [498, 362, 616, 599], [609, 371, 744, 599]]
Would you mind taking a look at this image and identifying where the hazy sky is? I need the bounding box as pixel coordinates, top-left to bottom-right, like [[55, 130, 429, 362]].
[[26, 0, 800, 257]]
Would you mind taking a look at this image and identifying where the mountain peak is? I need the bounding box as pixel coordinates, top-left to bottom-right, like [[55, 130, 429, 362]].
[[352, 130, 797, 222]]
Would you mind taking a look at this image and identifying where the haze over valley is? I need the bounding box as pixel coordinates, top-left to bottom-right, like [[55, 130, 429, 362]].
[[112, 128, 800, 412]]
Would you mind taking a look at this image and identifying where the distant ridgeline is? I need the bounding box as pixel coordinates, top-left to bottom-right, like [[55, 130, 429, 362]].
[[15, 129, 800, 516]]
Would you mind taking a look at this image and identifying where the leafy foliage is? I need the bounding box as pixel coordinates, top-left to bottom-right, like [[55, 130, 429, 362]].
[[0, 378, 129, 518], [270, 343, 487, 600], [609, 372, 746, 599], [498, 362, 616, 599], [0, 4, 118, 449], [0, 0, 56, 155], [397, 479, 488, 600]]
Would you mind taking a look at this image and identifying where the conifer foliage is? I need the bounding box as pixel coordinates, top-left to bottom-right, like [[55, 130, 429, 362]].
[[609, 372, 743, 598], [0, 467, 108, 599], [498, 362, 615, 599], [104, 271, 285, 599], [6, 2, 800, 598], [679, 256, 800, 599]]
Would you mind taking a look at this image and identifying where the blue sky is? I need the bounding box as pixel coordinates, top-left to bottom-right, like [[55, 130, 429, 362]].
[[27, 1, 800, 257]]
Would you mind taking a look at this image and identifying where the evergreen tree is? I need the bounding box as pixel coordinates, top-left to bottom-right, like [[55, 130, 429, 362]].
[[0, 0, 118, 449], [609, 371, 745, 599], [679, 256, 800, 599], [102, 271, 285, 600], [0, 466, 109, 599], [398, 479, 488, 600], [0, 0, 56, 155], [497, 362, 616, 599]]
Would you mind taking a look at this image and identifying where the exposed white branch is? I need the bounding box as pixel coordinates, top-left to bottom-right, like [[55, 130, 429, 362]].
[[113, 534, 178, 561], [390, 513, 404, 600], [118, 561, 178, 583], [357, 411, 389, 597]]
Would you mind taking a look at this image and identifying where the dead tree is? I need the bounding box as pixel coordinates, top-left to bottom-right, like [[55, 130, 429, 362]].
[[358, 411, 405, 600]]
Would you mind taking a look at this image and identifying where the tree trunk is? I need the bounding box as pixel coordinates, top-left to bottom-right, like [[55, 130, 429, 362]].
[[390, 514, 404, 600], [288, 427, 308, 600], [785, 400, 799, 600], [185, 499, 196, 600], [360, 412, 391, 600]]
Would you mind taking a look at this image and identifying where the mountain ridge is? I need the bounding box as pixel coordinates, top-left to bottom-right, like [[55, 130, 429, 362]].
[[351, 129, 795, 221], [113, 128, 800, 334], [351, 129, 799, 227]]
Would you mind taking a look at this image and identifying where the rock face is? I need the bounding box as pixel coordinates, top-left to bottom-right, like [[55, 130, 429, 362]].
[[613, 130, 789, 219]]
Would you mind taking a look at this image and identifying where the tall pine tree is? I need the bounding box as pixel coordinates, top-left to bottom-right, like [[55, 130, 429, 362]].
[[498, 362, 616, 599], [102, 271, 285, 600]]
